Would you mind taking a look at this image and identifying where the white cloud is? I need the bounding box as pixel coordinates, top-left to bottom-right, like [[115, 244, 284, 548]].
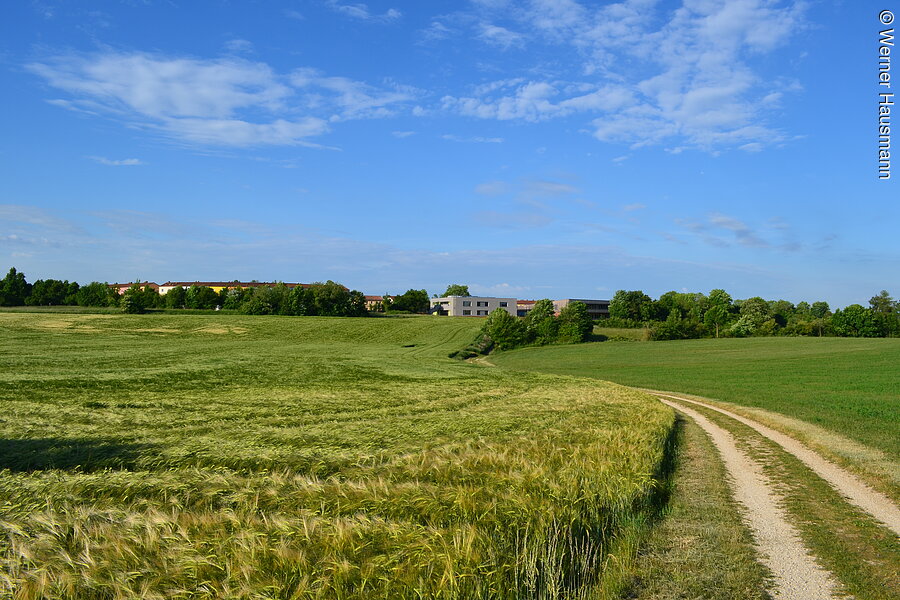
[[524, 180, 578, 196], [677, 212, 775, 249], [290, 68, 416, 120], [327, 2, 402, 22], [442, 134, 503, 143], [473, 210, 552, 229], [223, 39, 254, 54], [29, 51, 416, 147], [439, 0, 805, 152], [87, 156, 144, 166], [478, 23, 525, 49], [392, 130, 416, 138], [474, 181, 509, 196]]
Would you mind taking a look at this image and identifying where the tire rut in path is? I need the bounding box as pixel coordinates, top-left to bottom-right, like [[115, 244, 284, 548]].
[[653, 392, 900, 537], [656, 397, 840, 600]]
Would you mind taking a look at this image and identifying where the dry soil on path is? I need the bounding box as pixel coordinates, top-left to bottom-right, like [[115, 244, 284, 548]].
[[653, 392, 900, 537], [655, 396, 840, 600]]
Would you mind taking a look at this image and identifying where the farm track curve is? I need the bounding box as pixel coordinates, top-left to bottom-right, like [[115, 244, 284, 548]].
[[651, 392, 900, 536], [656, 396, 841, 600]]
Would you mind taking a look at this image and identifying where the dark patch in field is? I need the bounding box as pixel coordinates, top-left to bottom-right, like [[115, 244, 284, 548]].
[[0, 437, 157, 472]]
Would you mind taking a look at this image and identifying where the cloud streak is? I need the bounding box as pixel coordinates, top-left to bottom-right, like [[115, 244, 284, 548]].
[[438, 0, 806, 151], [29, 52, 416, 147]]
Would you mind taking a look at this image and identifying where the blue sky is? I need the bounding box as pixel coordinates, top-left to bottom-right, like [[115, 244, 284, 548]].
[[1, 0, 896, 307]]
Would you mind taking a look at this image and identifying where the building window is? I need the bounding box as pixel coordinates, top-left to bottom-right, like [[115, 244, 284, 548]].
[[477, 301, 488, 307], [499, 301, 508, 307], [477, 310, 487, 316], [462, 300, 471, 306], [463, 310, 471, 315]]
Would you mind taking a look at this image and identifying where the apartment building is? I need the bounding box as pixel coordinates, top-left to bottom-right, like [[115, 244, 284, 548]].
[[430, 296, 517, 317], [552, 298, 610, 319]]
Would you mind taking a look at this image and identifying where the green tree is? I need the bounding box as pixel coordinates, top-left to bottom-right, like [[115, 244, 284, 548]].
[[64, 281, 80, 305], [704, 304, 730, 338], [186, 285, 219, 310], [481, 307, 526, 350], [832, 305, 881, 337], [26, 279, 70, 306], [708, 288, 733, 310], [442, 284, 470, 297], [523, 299, 558, 345], [121, 283, 147, 314], [222, 287, 248, 311], [651, 311, 689, 341], [769, 300, 795, 328], [391, 289, 430, 313], [556, 301, 593, 343], [738, 297, 770, 331], [609, 290, 653, 322], [346, 290, 368, 317], [0, 267, 31, 306], [76, 282, 117, 307], [810, 301, 831, 319], [869, 290, 896, 314], [165, 286, 186, 309], [310, 281, 351, 316]]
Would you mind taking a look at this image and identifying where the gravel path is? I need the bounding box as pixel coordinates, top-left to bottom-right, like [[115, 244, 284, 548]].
[[656, 397, 840, 600], [654, 392, 900, 537]]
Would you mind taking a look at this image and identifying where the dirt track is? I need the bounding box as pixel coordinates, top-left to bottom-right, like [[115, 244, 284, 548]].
[[656, 397, 839, 600], [654, 392, 900, 537]]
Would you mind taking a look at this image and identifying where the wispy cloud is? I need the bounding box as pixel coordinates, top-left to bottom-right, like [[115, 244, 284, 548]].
[[437, 0, 805, 152], [474, 181, 509, 196], [442, 134, 503, 143], [676, 211, 784, 249], [223, 38, 254, 54], [87, 156, 143, 166], [326, 1, 402, 22], [478, 23, 525, 49], [472, 210, 552, 229], [29, 51, 416, 147]]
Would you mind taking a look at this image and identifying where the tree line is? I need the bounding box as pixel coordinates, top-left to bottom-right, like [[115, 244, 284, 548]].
[[120, 281, 370, 317], [607, 289, 900, 339], [0, 268, 369, 317]]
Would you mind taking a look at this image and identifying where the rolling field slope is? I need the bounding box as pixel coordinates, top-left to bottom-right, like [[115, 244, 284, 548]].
[[0, 313, 673, 599]]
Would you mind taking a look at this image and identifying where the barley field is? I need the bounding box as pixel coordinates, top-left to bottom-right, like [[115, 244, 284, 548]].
[[0, 313, 674, 599]]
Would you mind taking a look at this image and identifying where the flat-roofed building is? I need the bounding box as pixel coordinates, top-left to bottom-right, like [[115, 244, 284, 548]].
[[430, 296, 516, 317], [517, 299, 536, 317], [552, 298, 610, 319]]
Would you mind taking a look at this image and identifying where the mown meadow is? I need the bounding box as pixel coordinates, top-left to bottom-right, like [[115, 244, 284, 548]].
[[0, 313, 674, 599], [490, 336, 900, 459]]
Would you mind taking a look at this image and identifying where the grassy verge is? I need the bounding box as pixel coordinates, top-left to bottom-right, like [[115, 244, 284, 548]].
[[622, 416, 772, 600], [673, 400, 900, 600], [0, 313, 674, 599]]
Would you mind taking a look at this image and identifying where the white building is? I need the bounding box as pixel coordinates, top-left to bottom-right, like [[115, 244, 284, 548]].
[[430, 296, 517, 317]]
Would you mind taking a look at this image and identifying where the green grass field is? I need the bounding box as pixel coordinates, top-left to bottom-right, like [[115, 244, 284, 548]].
[[491, 336, 900, 461], [0, 313, 673, 599]]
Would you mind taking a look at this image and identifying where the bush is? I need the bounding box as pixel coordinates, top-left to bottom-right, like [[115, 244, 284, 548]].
[[481, 308, 526, 350]]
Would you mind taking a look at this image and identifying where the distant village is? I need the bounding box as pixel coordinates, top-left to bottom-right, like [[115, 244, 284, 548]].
[[107, 280, 611, 319]]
